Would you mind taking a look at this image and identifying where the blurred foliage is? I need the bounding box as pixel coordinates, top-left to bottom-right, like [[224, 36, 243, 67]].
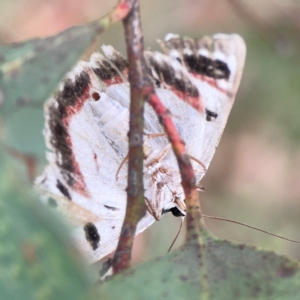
[[0, 14, 115, 122], [0, 149, 91, 300], [1, 0, 300, 299], [96, 230, 300, 300]]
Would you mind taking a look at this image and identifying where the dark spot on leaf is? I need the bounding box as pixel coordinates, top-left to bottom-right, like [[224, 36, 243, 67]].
[[16, 97, 29, 106], [22, 241, 37, 263], [162, 291, 168, 297], [41, 76, 50, 85], [48, 198, 57, 208], [10, 68, 20, 79], [278, 262, 297, 278], [34, 42, 47, 53], [56, 52, 68, 64], [0, 55, 5, 63], [179, 275, 188, 282]]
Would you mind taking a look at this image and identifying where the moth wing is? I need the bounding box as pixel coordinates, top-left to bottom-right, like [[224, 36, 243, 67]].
[[159, 33, 246, 182], [35, 55, 132, 262]]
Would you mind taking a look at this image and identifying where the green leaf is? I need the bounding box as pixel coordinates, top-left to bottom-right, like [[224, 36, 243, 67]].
[[0, 150, 91, 300], [0, 2, 130, 121], [95, 220, 300, 299], [0, 23, 99, 119]]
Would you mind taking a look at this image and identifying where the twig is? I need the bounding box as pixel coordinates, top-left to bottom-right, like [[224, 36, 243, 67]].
[[112, 0, 148, 274], [146, 93, 202, 239]]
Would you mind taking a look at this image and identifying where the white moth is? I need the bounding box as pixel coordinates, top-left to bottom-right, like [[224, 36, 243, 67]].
[[35, 33, 246, 263]]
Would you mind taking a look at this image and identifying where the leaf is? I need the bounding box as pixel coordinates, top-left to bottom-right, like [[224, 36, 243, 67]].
[[95, 219, 300, 299], [0, 23, 99, 119], [0, 1, 131, 121], [0, 150, 92, 300]]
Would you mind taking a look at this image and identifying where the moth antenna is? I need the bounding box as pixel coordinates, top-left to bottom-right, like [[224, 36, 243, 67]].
[[187, 154, 207, 172], [115, 153, 129, 180], [168, 217, 184, 253], [202, 214, 300, 243]]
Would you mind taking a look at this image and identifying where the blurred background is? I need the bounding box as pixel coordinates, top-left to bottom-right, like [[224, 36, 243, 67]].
[[1, 0, 300, 265]]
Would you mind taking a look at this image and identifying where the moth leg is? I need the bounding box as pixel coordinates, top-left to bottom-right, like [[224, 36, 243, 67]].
[[187, 154, 207, 172], [174, 197, 186, 212], [115, 133, 167, 180], [145, 197, 160, 221], [144, 143, 172, 167], [144, 132, 167, 139], [115, 152, 129, 180]]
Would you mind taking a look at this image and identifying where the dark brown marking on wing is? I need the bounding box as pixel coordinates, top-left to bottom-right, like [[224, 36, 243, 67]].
[[104, 205, 119, 211], [165, 35, 230, 80], [48, 71, 91, 195], [110, 52, 128, 73], [93, 59, 124, 86], [146, 53, 204, 113]]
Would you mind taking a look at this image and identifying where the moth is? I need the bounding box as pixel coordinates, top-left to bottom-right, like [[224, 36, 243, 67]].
[[35, 33, 246, 263]]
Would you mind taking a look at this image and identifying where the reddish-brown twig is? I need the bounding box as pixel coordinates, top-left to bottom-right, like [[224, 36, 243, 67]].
[[146, 92, 202, 239]]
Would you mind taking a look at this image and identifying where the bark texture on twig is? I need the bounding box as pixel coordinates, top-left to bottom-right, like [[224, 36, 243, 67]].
[[112, 0, 148, 274]]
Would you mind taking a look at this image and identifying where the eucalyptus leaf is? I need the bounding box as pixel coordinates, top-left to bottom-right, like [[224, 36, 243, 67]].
[[0, 151, 91, 300], [95, 221, 300, 299]]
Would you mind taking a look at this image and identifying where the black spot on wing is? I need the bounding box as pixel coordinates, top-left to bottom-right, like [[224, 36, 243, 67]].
[[84, 222, 100, 251], [104, 205, 118, 211], [205, 109, 218, 122], [56, 180, 71, 200]]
